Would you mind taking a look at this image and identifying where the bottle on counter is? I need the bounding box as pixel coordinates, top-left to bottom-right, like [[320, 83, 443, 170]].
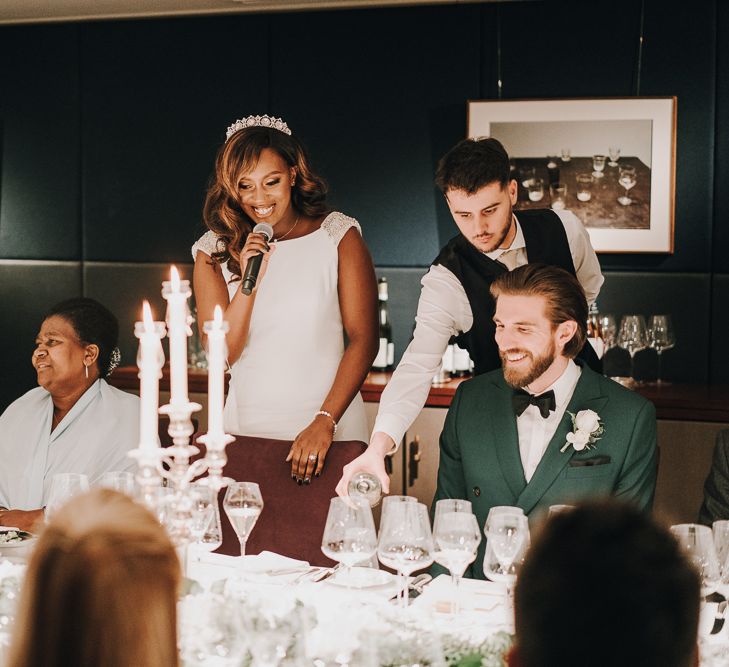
[[372, 277, 394, 371], [587, 301, 605, 359]]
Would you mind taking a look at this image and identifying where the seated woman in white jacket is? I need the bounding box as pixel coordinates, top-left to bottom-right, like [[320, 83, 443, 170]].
[[0, 298, 139, 531]]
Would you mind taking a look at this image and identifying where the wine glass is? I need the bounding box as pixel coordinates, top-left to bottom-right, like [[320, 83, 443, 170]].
[[377, 501, 434, 608], [97, 471, 135, 496], [712, 520, 729, 582], [45, 473, 90, 522], [599, 314, 617, 350], [648, 315, 675, 384], [617, 315, 648, 383], [671, 523, 721, 597], [617, 166, 637, 205], [483, 507, 529, 599], [223, 482, 263, 557], [321, 496, 377, 584], [608, 146, 621, 167], [433, 507, 481, 614], [592, 154, 607, 178]]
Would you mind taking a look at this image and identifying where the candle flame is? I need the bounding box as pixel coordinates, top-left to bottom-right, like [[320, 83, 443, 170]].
[[142, 301, 154, 331], [214, 305, 223, 325], [170, 265, 180, 292]]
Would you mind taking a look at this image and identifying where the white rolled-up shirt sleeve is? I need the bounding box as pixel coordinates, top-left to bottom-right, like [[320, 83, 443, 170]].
[[372, 264, 472, 449], [555, 209, 604, 305]]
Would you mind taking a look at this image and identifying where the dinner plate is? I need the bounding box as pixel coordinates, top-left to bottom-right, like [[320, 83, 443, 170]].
[[324, 566, 397, 590], [0, 530, 36, 553]]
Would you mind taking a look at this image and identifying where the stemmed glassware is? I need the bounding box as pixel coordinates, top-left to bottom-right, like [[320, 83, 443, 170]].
[[98, 471, 136, 496], [432, 500, 481, 614], [608, 146, 621, 167], [671, 523, 721, 597], [592, 154, 607, 178], [617, 315, 648, 383], [712, 520, 729, 583], [321, 496, 377, 584], [223, 482, 263, 557], [599, 314, 617, 350], [45, 473, 90, 523], [618, 166, 637, 205], [648, 315, 675, 384], [188, 484, 216, 549], [482, 506, 529, 599], [377, 501, 434, 608], [196, 492, 223, 555]]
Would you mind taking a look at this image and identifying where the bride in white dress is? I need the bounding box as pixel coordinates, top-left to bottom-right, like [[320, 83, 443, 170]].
[[192, 115, 378, 484]]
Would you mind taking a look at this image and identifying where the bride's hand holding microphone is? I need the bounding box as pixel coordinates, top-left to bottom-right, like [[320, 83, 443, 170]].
[[240, 222, 276, 295]]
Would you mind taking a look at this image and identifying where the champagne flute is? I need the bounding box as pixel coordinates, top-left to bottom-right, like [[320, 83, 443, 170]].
[[321, 496, 377, 584], [617, 315, 647, 383], [617, 166, 637, 205], [45, 473, 90, 523], [483, 507, 529, 599], [648, 315, 675, 384], [433, 508, 481, 614], [377, 501, 434, 608], [671, 523, 721, 597], [223, 482, 263, 557]]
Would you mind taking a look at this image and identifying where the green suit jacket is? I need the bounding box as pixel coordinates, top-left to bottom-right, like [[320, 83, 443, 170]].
[[433, 362, 657, 579]]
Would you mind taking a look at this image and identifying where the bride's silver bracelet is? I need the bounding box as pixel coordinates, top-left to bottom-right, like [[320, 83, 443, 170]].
[[314, 410, 338, 436]]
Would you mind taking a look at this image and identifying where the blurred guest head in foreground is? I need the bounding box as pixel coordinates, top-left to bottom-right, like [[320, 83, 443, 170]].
[[7, 488, 180, 667], [509, 501, 700, 667], [0, 298, 139, 530]]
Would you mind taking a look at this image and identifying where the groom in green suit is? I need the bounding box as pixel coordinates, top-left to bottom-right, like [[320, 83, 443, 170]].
[[433, 264, 657, 579]]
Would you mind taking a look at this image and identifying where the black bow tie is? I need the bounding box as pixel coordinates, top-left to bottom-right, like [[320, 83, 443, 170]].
[[512, 389, 556, 419]]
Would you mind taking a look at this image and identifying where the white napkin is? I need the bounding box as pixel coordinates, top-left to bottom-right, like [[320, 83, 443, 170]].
[[187, 550, 310, 589]]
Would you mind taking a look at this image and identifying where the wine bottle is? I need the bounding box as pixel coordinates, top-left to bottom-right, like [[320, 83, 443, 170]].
[[347, 472, 382, 507], [372, 277, 394, 371]]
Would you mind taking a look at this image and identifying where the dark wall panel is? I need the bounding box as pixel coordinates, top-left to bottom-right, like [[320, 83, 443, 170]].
[[710, 275, 729, 384], [713, 2, 729, 272], [0, 262, 82, 412], [270, 5, 482, 267], [0, 26, 81, 260], [81, 16, 270, 263]]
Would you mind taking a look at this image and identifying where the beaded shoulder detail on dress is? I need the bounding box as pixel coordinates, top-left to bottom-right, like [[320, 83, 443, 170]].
[[191, 230, 223, 260], [321, 212, 361, 246]]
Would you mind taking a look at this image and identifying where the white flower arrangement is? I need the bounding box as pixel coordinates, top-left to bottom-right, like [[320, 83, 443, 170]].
[[560, 409, 604, 453]]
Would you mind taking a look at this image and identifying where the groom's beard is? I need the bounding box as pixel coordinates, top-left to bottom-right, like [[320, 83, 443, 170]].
[[500, 340, 557, 389]]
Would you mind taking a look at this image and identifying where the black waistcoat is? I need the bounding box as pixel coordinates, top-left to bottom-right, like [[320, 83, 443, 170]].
[[432, 208, 601, 375]]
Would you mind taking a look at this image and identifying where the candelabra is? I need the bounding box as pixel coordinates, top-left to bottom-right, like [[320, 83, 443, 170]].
[[128, 268, 234, 547]]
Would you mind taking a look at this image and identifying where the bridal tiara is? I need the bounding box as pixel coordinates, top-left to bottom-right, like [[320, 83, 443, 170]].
[[225, 114, 292, 141]]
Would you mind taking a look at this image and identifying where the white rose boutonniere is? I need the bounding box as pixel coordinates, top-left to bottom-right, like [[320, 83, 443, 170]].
[[560, 409, 604, 453]]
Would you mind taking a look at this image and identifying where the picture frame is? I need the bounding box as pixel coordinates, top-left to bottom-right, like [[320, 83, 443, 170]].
[[467, 98, 677, 254]]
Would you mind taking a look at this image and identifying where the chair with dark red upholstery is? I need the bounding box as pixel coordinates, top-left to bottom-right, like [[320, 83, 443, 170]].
[[196, 435, 367, 566]]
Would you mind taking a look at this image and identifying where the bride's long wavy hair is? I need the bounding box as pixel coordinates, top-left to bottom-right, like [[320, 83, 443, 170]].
[[202, 126, 330, 280]]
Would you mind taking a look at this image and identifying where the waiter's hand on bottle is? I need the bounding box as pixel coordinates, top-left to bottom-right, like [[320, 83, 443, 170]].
[[335, 432, 393, 497]]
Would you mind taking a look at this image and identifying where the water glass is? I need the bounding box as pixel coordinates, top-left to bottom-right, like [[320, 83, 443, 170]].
[[223, 482, 264, 557], [45, 473, 90, 522], [671, 523, 721, 596], [549, 182, 567, 210], [377, 501, 434, 608], [527, 177, 545, 202], [592, 154, 607, 178], [575, 173, 594, 202], [97, 471, 135, 496]]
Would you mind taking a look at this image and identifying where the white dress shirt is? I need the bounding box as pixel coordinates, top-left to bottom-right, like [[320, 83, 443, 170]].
[[373, 209, 603, 449], [518, 360, 581, 482]]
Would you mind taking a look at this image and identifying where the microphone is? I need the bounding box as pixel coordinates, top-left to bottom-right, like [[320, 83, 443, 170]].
[[240, 222, 274, 295]]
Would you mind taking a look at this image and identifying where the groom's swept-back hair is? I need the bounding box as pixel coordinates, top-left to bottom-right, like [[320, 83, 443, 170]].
[[490, 263, 587, 358], [511, 501, 700, 667]]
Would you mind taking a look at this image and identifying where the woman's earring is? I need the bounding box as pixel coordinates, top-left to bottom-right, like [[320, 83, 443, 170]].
[[290, 179, 295, 187], [84, 363, 89, 380]]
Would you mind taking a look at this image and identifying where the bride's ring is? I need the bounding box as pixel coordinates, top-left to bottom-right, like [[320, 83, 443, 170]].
[[308, 454, 318, 462]]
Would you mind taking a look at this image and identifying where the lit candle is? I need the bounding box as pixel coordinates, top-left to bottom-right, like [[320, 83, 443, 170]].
[[134, 301, 166, 452], [162, 266, 192, 407], [203, 305, 229, 436]]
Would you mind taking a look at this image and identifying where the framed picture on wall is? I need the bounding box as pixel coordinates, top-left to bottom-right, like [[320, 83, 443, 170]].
[[467, 97, 677, 253]]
